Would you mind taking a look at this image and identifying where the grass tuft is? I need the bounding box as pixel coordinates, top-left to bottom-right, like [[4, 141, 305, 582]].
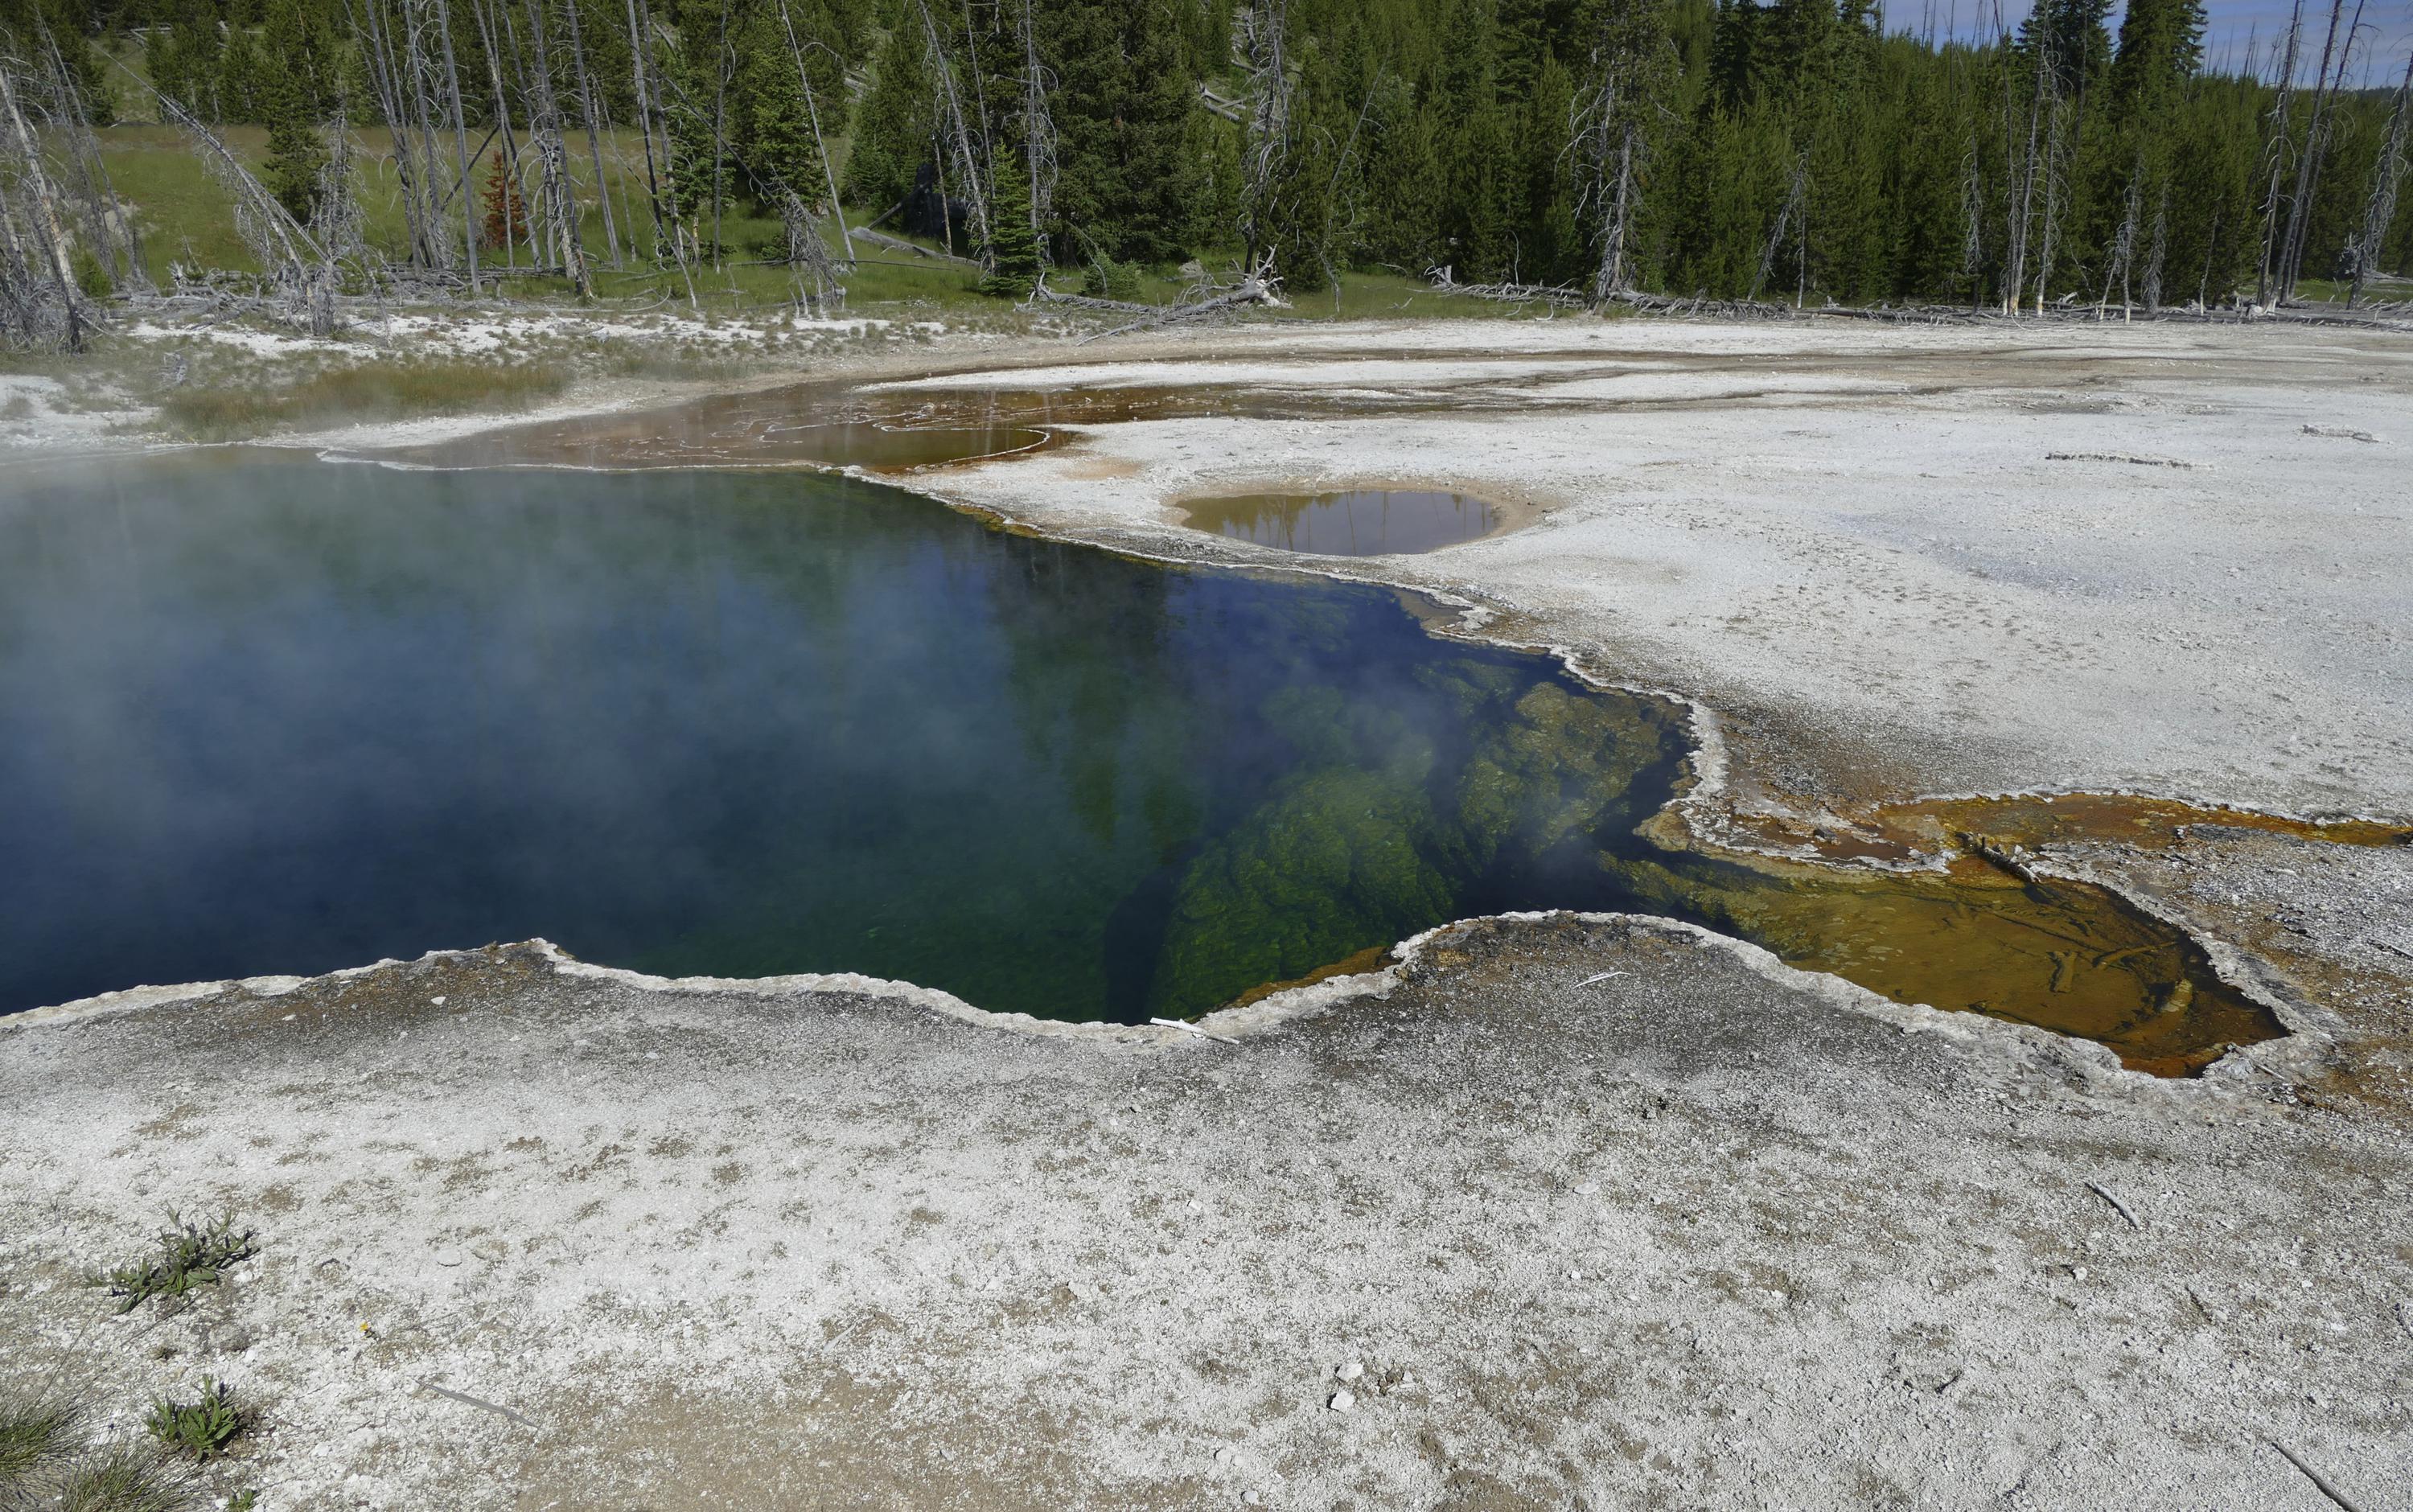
[[144, 1380, 240, 1464], [0, 1389, 82, 1481], [97, 1213, 257, 1315], [157, 358, 570, 440], [51, 1441, 193, 1512]]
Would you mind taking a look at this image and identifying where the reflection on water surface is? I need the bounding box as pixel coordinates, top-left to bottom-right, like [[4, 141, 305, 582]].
[[0, 454, 2284, 1074], [1184, 490, 1507, 556]]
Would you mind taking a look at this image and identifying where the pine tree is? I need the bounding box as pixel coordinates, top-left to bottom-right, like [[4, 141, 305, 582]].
[[217, 23, 265, 121], [145, 0, 226, 117], [1436, 0, 1525, 281], [1043, 0, 1131, 261], [1113, 3, 1202, 263], [1705, 0, 1759, 113], [2019, 0, 2113, 102], [1044, 0, 1198, 265], [661, 0, 735, 232], [980, 146, 1043, 296], [2107, 0, 2205, 117], [1520, 53, 1581, 285], [1358, 72, 1441, 270], [841, 16, 933, 211], [732, 6, 817, 208], [259, 1, 330, 224]]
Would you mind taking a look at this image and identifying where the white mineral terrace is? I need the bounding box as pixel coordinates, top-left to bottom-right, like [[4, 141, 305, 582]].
[[3, 313, 2408, 1510]]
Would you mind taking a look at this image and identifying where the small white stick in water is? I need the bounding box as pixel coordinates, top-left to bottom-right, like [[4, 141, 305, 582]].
[[1149, 1018, 1238, 1045]]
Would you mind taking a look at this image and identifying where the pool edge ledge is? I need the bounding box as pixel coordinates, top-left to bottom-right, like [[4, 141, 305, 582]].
[[2, 919, 2326, 1097]]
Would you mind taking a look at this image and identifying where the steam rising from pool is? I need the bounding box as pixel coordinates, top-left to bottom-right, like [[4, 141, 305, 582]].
[[0, 454, 2280, 1073]]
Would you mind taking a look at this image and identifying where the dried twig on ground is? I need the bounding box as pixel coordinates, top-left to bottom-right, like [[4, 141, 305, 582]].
[[2271, 1440, 2369, 1512], [419, 1380, 540, 1430], [2084, 1181, 2142, 1230]]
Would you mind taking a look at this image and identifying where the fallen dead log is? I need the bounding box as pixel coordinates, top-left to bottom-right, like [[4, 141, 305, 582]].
[[853, 226, 980, 269], [1076, 261, 1285, 343], [1024, 275, 1157, 314]]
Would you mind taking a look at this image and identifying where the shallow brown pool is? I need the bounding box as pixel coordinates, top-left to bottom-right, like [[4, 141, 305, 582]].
[[1183, 489, 1507, 556]]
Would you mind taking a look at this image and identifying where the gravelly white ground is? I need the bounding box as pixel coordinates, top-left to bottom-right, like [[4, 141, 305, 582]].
[[5, 313, 2410, 1511], [882, 318, 2413, 823], [4, 861, 2410, 1512]]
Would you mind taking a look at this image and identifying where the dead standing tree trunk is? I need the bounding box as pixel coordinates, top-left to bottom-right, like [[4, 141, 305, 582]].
[[776, 186, 844, 310], [1235, 0, 1290, 266], [148, 78, 339, 334], [0, 52, 88, 349], [1017, 0, 1054, 247], [1572, 0, 1670, 310], [521, 0, 593, 295], [2033, 88, 2070, 314], [2277, 0, 2367, 299], [431, 0, 483, 290], [556, 0, 621, 266], [351, 0, 438, 269], [2000, 4, 2052, 317], [1748, 152, 1807, 305], [957, 0, 998, 217], [2099, 151, 2142, 318], [776, 0, 854, 264], [1959, 139, 1986, 310], [623, 0, 699, 306], [2255, 0, 2308, 308], [2348, 48, 2412, 305], [39, 25, 148, 296], [2140, 183, 2168, 313], [913, 0, 992, 269], [466, 0, 528, 272]]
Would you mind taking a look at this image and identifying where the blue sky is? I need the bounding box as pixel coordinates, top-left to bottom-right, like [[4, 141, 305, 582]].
[[1899, 0, 2413, 84]]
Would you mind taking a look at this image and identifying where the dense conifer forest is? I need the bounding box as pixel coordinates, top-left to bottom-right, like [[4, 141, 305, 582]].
[[2, 0, 2409, 345]]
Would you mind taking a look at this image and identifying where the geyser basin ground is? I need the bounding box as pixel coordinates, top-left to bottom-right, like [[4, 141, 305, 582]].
[[4, 317, 2411, 1510], [0, 452, 2282, 1070]]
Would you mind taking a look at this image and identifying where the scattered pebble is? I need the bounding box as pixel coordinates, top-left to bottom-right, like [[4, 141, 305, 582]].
[[430, 996, 446, 1005], [1334, 1362, 1363, 1381], [1213, 1446, 1234, 1464], [1573, 1181, 1599, 1195], [1328, 1389, 1354, 1412]]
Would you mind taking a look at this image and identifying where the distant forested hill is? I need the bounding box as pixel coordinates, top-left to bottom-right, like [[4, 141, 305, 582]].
[[3, 0, 2409, 314]]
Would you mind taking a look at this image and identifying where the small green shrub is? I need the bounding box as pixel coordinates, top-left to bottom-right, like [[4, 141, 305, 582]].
[[1082, 258, 1142, 301], [227, 1489, 260, 1511], [51, 1441, 191, 1512], [144, 1379, 239, 1463], [97, 1213, 257, 1314], [72, 249, 114, 302]]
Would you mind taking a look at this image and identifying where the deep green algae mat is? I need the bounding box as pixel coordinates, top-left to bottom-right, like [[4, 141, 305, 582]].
[[0, 452, 1689, 1022]]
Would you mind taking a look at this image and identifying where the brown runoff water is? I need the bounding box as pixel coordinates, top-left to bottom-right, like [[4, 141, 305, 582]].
[[1183, 490, 1506, 557]]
